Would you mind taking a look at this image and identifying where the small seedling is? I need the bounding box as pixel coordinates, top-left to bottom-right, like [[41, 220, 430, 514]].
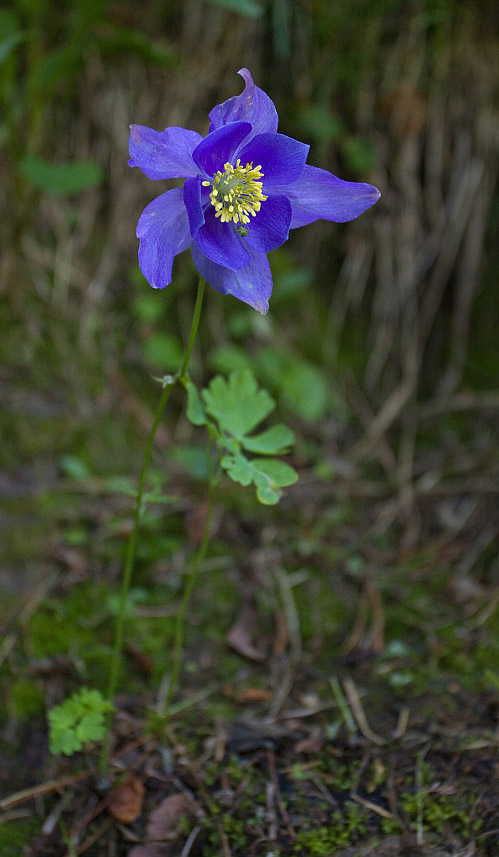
[[48, 688, 114, 756]]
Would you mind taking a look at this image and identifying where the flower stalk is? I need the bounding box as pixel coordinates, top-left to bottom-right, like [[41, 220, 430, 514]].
[[99, 276, 205, 776]]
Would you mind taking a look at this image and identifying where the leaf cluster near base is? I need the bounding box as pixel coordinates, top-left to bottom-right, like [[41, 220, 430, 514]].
[[48, 688, 114, 755], [184, 370, 298, 504]]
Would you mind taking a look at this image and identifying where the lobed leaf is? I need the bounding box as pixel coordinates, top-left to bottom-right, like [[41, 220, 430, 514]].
[[241, 423, 295, 455], [48, 687, 114, 756], [221, 450, 298, 505], [203, 370, 274, 439]]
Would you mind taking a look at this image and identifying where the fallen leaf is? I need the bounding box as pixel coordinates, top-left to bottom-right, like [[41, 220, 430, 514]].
[[226, 602, 266, 662], [108, 776, 145, 824], [233, 687, 272, 703], [146, 793, 190, 841]]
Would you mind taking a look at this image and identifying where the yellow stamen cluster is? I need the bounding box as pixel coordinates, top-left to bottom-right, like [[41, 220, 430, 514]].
[[202, 159, 267, 225]]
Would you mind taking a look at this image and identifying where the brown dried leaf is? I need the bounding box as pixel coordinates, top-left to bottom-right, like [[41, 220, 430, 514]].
[[226, 603, 265, 662], [145, 793, 190, 841], [233, 687, 272, 703], [108, 776, 145, 824]]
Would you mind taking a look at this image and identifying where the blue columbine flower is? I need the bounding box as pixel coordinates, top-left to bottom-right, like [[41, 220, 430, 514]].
[[129, 68, 380, 314]]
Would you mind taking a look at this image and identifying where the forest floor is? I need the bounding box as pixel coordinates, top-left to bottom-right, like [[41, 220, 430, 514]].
[[1, 282, 498, 857]]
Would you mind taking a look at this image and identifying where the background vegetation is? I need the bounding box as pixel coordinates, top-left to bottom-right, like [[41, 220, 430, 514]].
[[1, 1, 498, 855]]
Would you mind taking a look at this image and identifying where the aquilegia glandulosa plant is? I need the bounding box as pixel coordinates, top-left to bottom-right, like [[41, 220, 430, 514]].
[[129, 67, 380, 314], [49, 71, 380, 774]]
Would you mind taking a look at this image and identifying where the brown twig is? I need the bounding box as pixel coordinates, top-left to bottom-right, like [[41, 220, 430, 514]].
[[342, 678, 386, 746], [266, 747, 296, 841]]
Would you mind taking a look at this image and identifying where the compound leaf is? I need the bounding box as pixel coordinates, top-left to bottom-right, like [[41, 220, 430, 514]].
[[241, 424, 294, 455], [203, 370, 274, 439], [253, 458, 297, 487], [48, 687, 114, 756], [221, 451, 298, 505]]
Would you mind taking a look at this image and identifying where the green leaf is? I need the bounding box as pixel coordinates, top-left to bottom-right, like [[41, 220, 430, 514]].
[[48, 687, 114, 756], [203, 370, 274, 439], [241, 424, 295, 455], [75, 711, 107, 743], [20, 155, 103, 196], [49, 728, 81, 756], [220, 451, 254, 487], [257, 349, 329, 423], [282, 358, 329, 421], [185, 380, 207, 426], [203, 0, 263, 18], [252, 458, 298, 487], [221, 451, 297, 505]]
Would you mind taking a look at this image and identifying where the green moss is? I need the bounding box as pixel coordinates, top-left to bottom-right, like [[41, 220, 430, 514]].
[[381, 764, 484, 841], [294, 802, 369, 855]]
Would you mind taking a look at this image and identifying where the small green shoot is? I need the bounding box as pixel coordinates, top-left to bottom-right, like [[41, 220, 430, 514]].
[[48, 688, 114, 756]]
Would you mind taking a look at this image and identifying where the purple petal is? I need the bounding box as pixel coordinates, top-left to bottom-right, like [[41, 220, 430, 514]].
[[209, 68, 279, 142], [194, 205, 250, 271], [277, 164, 381, 227], [237, 133, 309, 187], [192, 122, 252, 177], [244, 195, 291, 252], [191, 241, 272, 315], [136, 188, 191, 289], [183, 176, 205, 237], [128, 125, 202, 180]]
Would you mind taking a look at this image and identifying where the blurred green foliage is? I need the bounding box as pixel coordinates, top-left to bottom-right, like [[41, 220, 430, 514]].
[[1, 0, 177, 206]]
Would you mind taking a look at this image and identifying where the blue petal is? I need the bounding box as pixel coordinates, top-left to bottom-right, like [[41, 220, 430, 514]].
[[128, 125, 202, 180], [183, 176, 205, 237], [136, 188, 191, 289], [244, 195, 291, 252], [209, 68, 279, 142], [192, 122, 252, 177], [237, 133, 309, 186], [277, 164, 381, 227], [191, 241, 272, 315], [194, 205, 250, 271]]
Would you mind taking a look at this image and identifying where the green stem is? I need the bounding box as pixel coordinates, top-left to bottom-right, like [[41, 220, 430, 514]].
[[99, 276, 205, 776], [165, 479, 215, 715]]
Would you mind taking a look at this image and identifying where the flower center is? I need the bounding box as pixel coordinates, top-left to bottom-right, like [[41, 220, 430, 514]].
[[202, 160, 268, 226]]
